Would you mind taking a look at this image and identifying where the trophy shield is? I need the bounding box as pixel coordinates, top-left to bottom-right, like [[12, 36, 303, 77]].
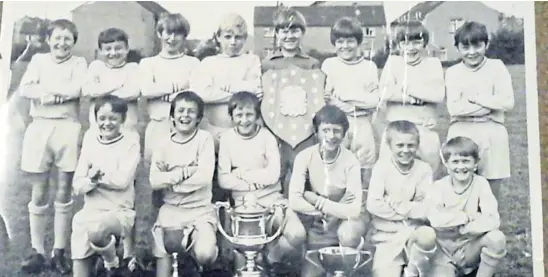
[[261, 65, 326, 149]]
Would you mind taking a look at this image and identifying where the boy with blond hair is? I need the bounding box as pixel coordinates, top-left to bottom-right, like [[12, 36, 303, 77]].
[[139, 12, 200, 163], [218, 92, 306, 275], [149, 91, 218, 277], [191, 13, 262, 149], [378, 21, 445, 177], [321, 16, 380, 183], [71, 95, 141, 277], [366, 120, 437, 277], [428, 136, 506, 277], [18, 19, 87, 275], [445, 21, 514, 201], [82, 28, 141, 137]]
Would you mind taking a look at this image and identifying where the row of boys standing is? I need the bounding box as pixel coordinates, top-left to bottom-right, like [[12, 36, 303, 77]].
[[15, 6, 512, 277]]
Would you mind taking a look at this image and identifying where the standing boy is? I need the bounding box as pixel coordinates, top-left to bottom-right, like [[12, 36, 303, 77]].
[[82, 28, 141, 137], [139, 12, 200, 163], [261, 8, 322, 197], [378, 21, 445, 177], [445, 21, 514, 201], [428, 136, 506, 277], [366, 120, 437, 277], [192, 13, 262, 148], [18, 19, 87, 275], [71, 95, 141, 277], [290, 105, 368, 277], [217, 92, 307, 275], [149, 92, 218, 277], [321, 16, 380, 183]]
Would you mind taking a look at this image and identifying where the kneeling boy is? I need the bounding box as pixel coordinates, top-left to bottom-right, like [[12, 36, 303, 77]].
[[290, 105, 369, 277], [428, 136, 506, 277], [71, 95, 141, 277], [217, 92, 306, 274], [366, 120, 437, 277], [149, 91, 218, 277]]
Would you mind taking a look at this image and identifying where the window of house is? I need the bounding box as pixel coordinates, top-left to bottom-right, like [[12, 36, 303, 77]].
[[439, 47, 448, 61], [264, 27, 275, 38], [449, 18, 465, 34], [362, 27, 376, 38]]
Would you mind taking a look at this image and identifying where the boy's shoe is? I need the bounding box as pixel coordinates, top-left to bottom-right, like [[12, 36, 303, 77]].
[[51, 248, 72, 275], [21, 248, 47, 273]]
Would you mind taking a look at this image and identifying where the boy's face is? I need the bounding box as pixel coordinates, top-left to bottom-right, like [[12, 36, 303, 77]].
[[99, 40, 129, 67], [316, 122, 345, 152], [171, 99, 200, 134], [276, 27, 303, 52], [231, 104, 258, 137], [445, 154, 478, 183], [335, 37, 360, 61], [457, 41, 487, 68], [399, 39, 424, 64], [388, 132, 418, 166], [47, 27, 75, 59], [217, 29, 247, 57], [158, 30, 185, 53], [96, 103, 124, 140]]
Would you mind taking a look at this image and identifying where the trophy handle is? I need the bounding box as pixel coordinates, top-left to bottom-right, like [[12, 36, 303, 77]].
[[264, 204, 288, 244], [352, 250, 373, 274], [214, 202, 236, 244], [305, 250, 323, 270]]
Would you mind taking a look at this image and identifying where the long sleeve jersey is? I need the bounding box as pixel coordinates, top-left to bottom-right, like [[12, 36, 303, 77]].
[[139, 54, 200, 121], [82, 60, 140, 125], [18, 53, 87, 120], [149, 130, 215, 209], [445, 58, 514, 124], [72, 131, 141, 211], [217, 126, 282, 201], [378, 55, 445, 127], [288, 144, 362, 219], [321, 56, 380, 117], [366, 157, 433, 233]]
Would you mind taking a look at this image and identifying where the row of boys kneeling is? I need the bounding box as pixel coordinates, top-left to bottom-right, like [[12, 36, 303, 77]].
[[15, 6, 509, 277]]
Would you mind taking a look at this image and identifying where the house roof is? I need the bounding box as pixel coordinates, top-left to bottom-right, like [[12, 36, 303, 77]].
[[254, 5, 386, 27], [393, 1, 444, 23], [71, 1, 168, 15]]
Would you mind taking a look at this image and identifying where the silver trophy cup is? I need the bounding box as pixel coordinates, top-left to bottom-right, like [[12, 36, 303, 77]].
[[215, 193, 287, 277], [305, 246, 372, 277]]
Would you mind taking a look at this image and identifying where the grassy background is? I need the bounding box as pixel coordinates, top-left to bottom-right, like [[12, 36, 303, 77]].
[[0, 64, 533, 277]]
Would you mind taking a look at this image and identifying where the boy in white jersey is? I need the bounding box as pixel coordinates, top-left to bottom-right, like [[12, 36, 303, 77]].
[[71, 95, 141, 277], [378, 21, 445, 177], [149, 91, 218, 277], [82, 28, 140, 138], [321, 17, 380, 184], [18, 19, 87, 275], [445, 21, 514, 201], [366, 120, 437, 277], [427, 136, 506, 277], [217, 92, 306, 275], [140, 13, 200, 163], [290, 105, 369, 277], [192, 13, 262, 149]]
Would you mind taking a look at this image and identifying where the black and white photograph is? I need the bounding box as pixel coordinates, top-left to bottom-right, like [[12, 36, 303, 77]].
[[0, 1, 542, 277]]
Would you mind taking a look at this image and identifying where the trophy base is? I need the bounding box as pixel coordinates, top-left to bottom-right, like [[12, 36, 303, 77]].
[[236, 270, 263, 277]]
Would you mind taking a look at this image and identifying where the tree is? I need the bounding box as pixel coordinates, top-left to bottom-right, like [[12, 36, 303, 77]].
[[486, 15, 525, 65]]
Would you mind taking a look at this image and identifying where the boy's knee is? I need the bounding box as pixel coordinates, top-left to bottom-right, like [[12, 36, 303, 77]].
[[413, 226, 437, 250], [483, 230, 506, 254], [86, 221, 109, 246], [283, 213, 307, 247], [337, 221, 365, 248], [193, 227, 218, 265]]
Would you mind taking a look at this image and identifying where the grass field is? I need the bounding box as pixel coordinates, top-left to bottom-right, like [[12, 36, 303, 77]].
[[0, 64, 534, 277]]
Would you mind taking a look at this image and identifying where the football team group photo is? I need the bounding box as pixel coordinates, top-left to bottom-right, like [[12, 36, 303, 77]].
[[0, 2, 537, 277]]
